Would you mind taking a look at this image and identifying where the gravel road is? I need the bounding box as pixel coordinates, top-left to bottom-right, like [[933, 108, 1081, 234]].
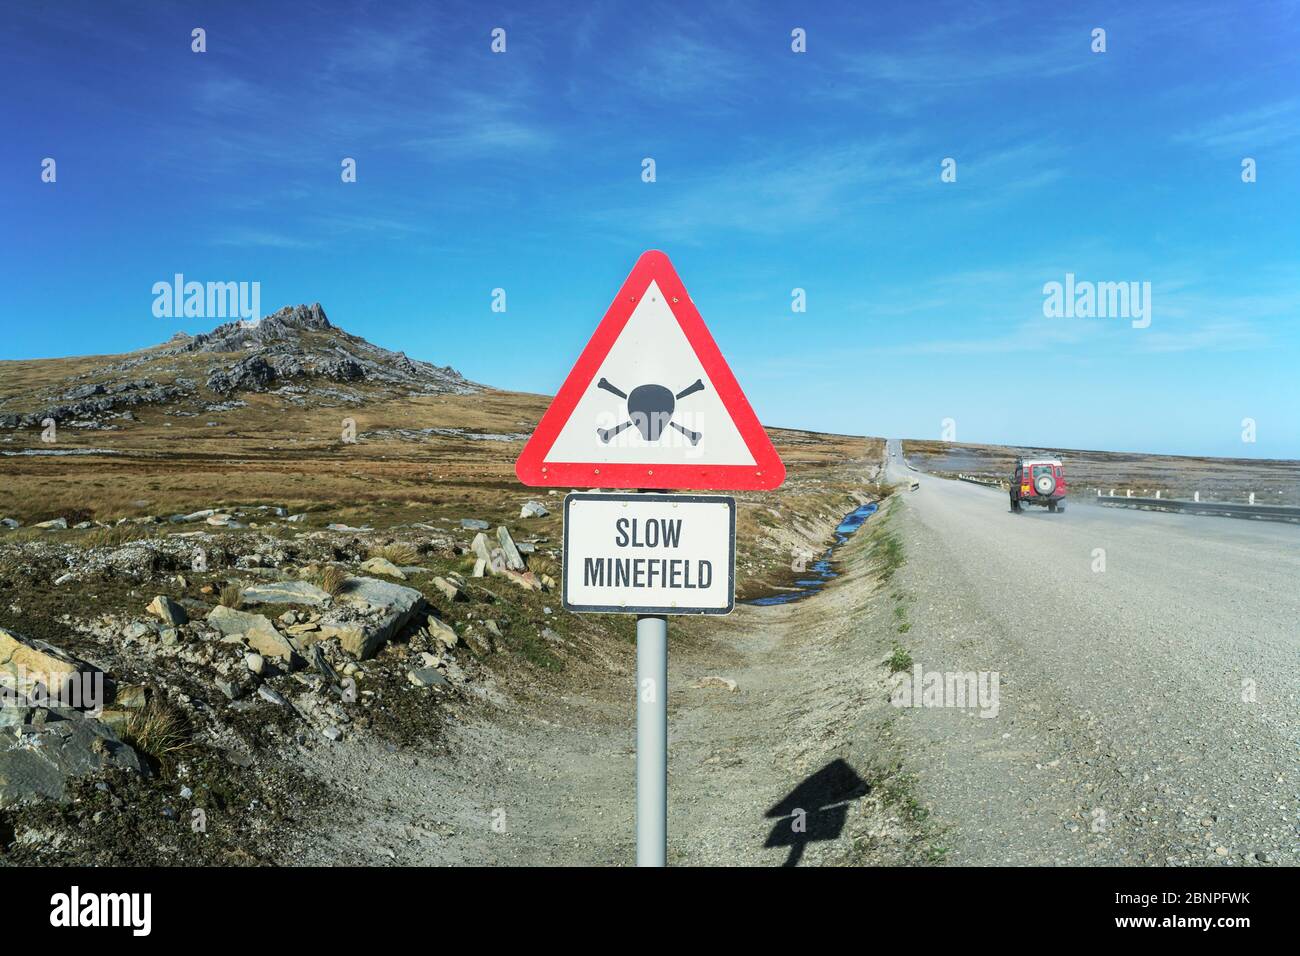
[[882, 439, 1299, 865]]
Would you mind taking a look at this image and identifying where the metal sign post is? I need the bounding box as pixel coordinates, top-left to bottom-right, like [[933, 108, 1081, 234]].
[[512, 251, 786, 867], [635, 613, 668, 866]]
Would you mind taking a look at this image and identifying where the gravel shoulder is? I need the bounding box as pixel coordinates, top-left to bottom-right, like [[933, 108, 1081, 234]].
[[290, 491, 942, 866]]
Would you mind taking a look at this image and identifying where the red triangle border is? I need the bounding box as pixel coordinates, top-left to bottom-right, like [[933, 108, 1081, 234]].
[[515, 250, 785, 491]]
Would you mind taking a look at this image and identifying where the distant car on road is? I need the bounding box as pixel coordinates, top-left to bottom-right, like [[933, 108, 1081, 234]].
[[1011, 457, 1066, 513]]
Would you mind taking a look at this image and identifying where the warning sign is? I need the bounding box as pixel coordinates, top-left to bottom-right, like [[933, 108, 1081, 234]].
[[562, 493, 735, 614]]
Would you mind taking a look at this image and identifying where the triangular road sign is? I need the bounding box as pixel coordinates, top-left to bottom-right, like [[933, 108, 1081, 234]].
[[516, 250, 785, 491]]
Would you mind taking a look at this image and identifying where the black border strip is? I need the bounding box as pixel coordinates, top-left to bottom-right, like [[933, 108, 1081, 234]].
[[562, 492, 736, 615]]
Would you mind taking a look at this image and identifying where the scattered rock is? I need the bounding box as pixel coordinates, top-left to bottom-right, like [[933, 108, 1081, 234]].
[[462, 629, 494, 656], [500, 568, 542, 591], [146, 594, 188, 626], [460, 518, 490, 530], [496, 526, 526, 571], [693, 676, 738, 692], [257, 684, 295, 713], [426, 616, 458, 649], [215, 677, 246, 701], [472, 558, 487, 578], [34, 518, 68, 530], [241, 580, 331, 607], [207, 606, 296, 661], [520, 501, 549, 518], [360, 556, 406, 580], [407, 667, 449, 689], [470, 532, 494, 571], [245, 652, 265, 675], [431, 576, 462, 602], [113, 684, 148, 709], [0, 518, 21, 529], [122, 621, 156, 641]]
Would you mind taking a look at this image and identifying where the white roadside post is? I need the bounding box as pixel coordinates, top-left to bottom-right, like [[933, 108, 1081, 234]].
[[636, 612, 668, 866]]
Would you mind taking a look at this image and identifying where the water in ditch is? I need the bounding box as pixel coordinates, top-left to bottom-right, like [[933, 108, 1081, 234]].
[[746, 501, 879, 607]]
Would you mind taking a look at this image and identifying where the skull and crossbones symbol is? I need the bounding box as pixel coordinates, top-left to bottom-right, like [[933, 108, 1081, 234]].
[[595, 377, 704, 446]]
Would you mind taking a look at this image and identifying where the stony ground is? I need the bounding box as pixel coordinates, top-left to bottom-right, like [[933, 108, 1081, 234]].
[[283, 495, 943, 866], [0, 428, 888, 865]]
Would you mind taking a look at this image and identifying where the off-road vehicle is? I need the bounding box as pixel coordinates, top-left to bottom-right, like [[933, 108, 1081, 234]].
[[1010, 457, 1067, 513]]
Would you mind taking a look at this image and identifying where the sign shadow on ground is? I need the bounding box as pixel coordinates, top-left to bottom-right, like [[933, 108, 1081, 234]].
[[763, 758, 870, 867]]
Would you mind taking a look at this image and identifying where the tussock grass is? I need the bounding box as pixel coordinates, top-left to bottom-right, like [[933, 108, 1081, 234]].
[[218, 583, 243, 608], [886, 644, 913, 673], [372, 542, 419, 566], [122, 700, 193, 768], [316, 564, 348, 597], [527, 553, 558, 580]]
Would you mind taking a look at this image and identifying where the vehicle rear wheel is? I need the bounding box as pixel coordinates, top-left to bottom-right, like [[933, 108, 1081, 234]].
[[1048, 501, 1057, 512], [1056, 501, 1065, 513]]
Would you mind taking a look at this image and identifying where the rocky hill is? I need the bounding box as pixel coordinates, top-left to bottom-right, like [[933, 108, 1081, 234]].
[[0, 303, 476, 430]]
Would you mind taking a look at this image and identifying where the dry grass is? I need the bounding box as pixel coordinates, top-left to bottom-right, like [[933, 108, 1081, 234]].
[[372, 542, 419, 566], [218, 583, 243, 608], [316, 564, 348, 597], [82, 524, 156, 549], [527, 553, 558, 579], [121, 700, 193, 767]]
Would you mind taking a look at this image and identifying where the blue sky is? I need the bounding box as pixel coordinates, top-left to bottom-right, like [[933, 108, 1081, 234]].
[[1, 0, 1297, 457]]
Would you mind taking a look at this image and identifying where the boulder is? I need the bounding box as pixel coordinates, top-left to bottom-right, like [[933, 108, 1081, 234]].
[[0, 627, 86, 699], [113, 684, 148, 709], [520, 500, 549, 518], [240, 580, 331, 607], [426, 616, 458, 649], [146, 595, 188, 626], [430, 576, 462, 602], [460, 518, 491, 531], [0, 708, 145, 807], [470, 532, 494, 570], [407, 667, 449, 689], [496, 526, 526, 571], [34, 518, 68, 530], [360, 557, 406, 580], [207, 606, 296, 661], [316, 576, 424, 659]]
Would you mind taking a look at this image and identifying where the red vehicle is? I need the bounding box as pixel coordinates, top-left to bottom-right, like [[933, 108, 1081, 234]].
[[1011, 457, 1067, 513]]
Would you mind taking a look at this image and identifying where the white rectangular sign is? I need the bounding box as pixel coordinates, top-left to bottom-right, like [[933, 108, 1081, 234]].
[[563, 493, 735, 615]]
